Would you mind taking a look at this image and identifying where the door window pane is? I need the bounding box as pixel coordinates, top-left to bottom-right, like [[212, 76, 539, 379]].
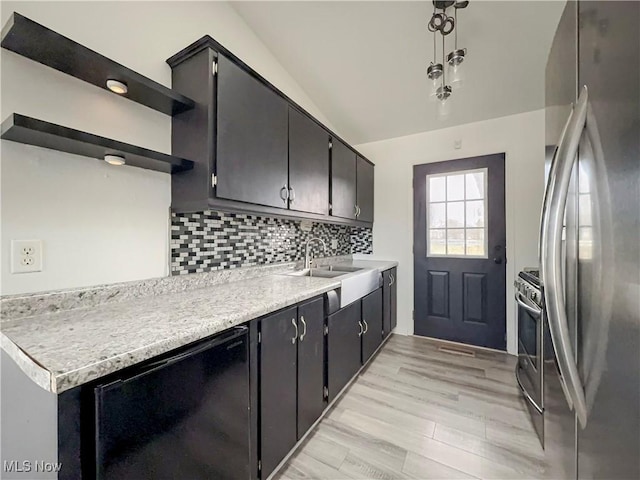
[[466, 200, 485, 228], [426, 168, 487, 258], [466, 229, 485, 256], [429, 203, 446, 228], [447, 202, 465, 228], [429, 176, 446, 202], [465, 172, 484, 199], [447, 175, 465, 201], [429, 229, 446, 255], [447, 229, 465, 255]]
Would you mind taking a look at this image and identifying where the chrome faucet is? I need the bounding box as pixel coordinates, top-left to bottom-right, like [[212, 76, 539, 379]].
[[304, 237, 327, 269]]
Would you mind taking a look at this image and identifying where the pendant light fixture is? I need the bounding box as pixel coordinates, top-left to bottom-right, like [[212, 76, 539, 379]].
[[427, 0, 469, 112]]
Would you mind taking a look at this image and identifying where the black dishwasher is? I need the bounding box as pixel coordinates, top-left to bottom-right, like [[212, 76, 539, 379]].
[[94, 326, 250, 480]]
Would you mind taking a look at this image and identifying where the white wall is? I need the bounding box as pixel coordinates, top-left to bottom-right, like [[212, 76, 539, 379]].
[[355, 109, 545, 355], [0, 1, 334, 295]]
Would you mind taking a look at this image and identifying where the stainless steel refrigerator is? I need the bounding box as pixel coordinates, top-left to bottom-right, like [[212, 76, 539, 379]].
[[542, 1, 639, 478]]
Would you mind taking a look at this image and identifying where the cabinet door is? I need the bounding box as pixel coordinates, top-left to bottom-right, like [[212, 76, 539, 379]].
[[390, 268, 398, 331], [260, 306, 298, 478], [356, 157, 374, 223], [331, 139, 357, 220], [289, 108, 330, 215], [296, 297, 325, 439], [382, 270, 392, 338], [216, 55, 288, 208], [361, 288, 383, 364], [327, 301, 361, 402]]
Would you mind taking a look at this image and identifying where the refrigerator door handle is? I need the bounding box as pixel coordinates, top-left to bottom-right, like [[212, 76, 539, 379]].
[[541, 85, 589, 428]]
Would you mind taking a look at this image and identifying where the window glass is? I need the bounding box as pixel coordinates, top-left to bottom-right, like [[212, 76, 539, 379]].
[[426, 168, 487, 257]]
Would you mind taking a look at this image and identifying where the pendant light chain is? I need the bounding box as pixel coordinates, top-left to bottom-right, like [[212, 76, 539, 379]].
[[442, 32, 446, 87], [454, 7, 458, 50]]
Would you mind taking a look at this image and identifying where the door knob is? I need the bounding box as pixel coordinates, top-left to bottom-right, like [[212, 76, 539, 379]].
[[493, 257, 503, 264]]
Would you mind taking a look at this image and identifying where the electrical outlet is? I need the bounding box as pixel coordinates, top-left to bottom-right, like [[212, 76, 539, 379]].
[[11, 240, 43, 273], [331, 239, 339, 249]]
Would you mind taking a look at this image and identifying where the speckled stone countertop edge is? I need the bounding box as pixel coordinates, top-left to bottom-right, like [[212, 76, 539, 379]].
[[1, 333, 52, 391], [0, 258, 353, 323]]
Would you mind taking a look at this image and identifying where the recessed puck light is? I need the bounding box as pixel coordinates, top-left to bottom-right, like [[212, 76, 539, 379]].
[[104, 154, 125, 166], [106, 79, 128, 95]]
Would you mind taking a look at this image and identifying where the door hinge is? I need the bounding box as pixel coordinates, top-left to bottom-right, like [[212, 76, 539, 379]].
[[323, 386, 329, 399], [324, 324, 329, 335], [329, 139, 333, 149], [412, 310, 415, 320], [211, 174, 217, 187], [258, 331, 262, 344], [329, 203, 333, 213], [212, 60, 218, 75], [258, 460, 262, 472]]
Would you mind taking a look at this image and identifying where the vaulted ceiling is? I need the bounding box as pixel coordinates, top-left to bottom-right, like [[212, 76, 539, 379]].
[[231, 1, 566, 144]]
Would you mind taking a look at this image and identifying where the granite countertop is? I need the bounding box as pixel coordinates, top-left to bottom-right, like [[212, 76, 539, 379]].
[[0, 259, 397, 394]]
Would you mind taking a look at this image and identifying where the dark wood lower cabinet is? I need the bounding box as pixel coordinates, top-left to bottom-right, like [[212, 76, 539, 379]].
[[327, 301, 362, 403], [383, 268, 398, 336], [55, 283, 398, 480], [259, 306, 298, 478], [382, 270, 392, 338], [296, 297, 325, 439], [361, 288, 383, 364], [390, 268, 398, 331]]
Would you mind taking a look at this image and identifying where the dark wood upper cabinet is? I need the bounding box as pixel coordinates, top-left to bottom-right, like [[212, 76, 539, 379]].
[[288, 108, 330, 215], [357, 157, 374, 223], [361, 288, 383, 364], [296, 297, 325, 439], [260, 306, 298, 479], [168, 37, 373, 226], [216, 56, 288, 209], [331, 139, 357, 220]]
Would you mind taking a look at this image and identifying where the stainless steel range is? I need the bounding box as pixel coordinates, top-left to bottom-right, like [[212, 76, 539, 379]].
[[515, 268, 544, 445]]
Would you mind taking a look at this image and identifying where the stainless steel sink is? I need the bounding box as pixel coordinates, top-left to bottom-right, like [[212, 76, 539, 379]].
[[286, 268, 346, 278], [325, 265, 365, 273], [284, 264, 381, 307]]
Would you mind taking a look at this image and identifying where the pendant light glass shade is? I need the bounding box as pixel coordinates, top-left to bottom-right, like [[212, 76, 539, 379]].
[[427, 62, 443, 98], [447, 48, 466, 89], [436, 85, 452, 117]]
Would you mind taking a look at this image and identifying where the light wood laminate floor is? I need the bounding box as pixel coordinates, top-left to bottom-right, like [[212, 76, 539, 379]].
[[274, 334, 550, 480]]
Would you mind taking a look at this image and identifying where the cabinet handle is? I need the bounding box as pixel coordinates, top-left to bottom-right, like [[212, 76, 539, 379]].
[[357, 206, 361, 217], [389, 274, 394, 286], [354, 205, 359, 218], [289, 187, 296, 203], [358, 321, 364, 337], [291, 318, 298, 344], [300, 316, 307, 341], [280, 185, 289, 204], [362, 319, 369, 334]]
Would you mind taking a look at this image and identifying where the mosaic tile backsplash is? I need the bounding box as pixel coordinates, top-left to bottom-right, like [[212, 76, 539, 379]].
[[171, 211, 373, 275]]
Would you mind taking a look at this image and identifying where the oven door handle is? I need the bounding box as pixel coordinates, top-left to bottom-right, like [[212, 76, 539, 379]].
[[515, 291, 541, 316], [515, 365, 543, 414]]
